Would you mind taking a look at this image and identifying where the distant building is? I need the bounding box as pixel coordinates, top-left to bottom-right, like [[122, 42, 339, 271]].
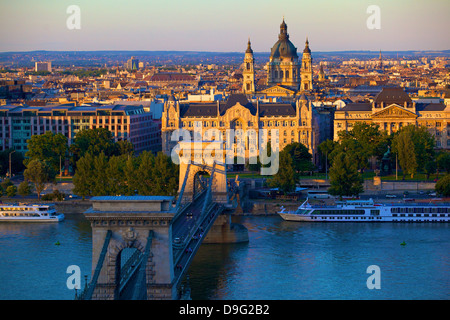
[[126, 57, 139, 71], [334, 87, 450, 149], [0, 104, 161, 154], [148, 73, 198, 88], [35, 61, 52, 72]]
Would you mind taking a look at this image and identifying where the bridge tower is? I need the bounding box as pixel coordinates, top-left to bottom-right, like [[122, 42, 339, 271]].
[[83, 196, 178, 300], [177, 141, 229, 205]]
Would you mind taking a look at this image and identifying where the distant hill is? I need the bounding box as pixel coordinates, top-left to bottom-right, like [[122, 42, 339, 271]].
[[1, 50, 449, 68]]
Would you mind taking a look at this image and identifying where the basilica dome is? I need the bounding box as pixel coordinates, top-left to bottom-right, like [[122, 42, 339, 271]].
[[270, 19, 298, 60]]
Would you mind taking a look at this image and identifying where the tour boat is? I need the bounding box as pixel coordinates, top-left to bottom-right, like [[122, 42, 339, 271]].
[[0, 203, 64, 222], [278, 198, 450, 222]]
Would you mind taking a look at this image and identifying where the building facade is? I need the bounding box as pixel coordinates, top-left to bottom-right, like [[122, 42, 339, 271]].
[[334, 87, 450, 149], [0, 104, 161, 154], [161, 94, 331, 166]]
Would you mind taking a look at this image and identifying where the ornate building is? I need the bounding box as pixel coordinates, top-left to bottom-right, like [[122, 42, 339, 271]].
[[266, 19, 301, 90], [242, 39, 255, 94], [300, 38, 313, 91], [334, 87, 450, 149], [161, 94, 332, 166]]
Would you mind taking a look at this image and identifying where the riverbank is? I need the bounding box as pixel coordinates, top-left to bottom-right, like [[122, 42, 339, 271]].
[[0, 197, 91, 214]]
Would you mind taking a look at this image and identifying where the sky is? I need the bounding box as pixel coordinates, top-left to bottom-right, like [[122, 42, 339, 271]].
[[0, 0, 449, 52]]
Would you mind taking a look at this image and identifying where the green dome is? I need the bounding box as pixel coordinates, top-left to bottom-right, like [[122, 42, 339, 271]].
[[270, 19, 298, 60]]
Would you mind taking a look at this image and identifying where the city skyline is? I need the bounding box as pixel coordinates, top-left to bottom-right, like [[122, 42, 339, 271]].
[[1, 0, 449, 53]]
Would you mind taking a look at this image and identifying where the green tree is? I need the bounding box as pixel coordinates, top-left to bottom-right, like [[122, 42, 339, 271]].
[[437, 151, 450, 175], [107, 155, 128, 196], [23, 159, 56, 201], [1, 178, 13, 191], [151, 152, 179, 196], [328, 152, 364, 199], [25, 131, 68, 174], [18, 181, 31, 197], [136, 151, 156, 195], [392, 125, 435, 179], [435, 174, 450, 196], [6, 185, 17, 197], [91, 152, 109, 196], [282, 142, 314, 176], [267, 150, 296, 193], [70, 128, 119, 168], [424, 160, 437, 180], [72, 153, 95, 200]]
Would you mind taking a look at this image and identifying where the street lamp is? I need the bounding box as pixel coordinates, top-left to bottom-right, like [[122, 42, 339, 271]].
[[9, 150, 15, 178]]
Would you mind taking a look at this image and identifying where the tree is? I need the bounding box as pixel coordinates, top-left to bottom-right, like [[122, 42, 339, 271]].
[[392, 125, 436, 179], [1, 178, 13, 191], [328, 151, 364, 199], [282, 142, 314, 176], [91, 152, 109, 196], [136, 151, 156, 195], [151, 152, 179, 196], [70, 128, 118, 168], [336, 122, 389, 172], [435, 174, 450, 196], [18, 181, 31, 197], [392, 130, 418, 179], [6, 185, 17, 197], [25, 131, 68, 174], [72, 153, 95, 200], [106, 155, 128, 196], [437, 151, 450, 175], [23, 159, 56, 201], [267, 150, 296, 193]]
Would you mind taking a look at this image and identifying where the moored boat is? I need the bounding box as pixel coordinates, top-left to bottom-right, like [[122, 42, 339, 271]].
[[278, 198, 450, 222], [0, 203, 64, 222]]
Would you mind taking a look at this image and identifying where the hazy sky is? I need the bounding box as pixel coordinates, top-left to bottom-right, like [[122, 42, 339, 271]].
[[1, 0, 449, 52]]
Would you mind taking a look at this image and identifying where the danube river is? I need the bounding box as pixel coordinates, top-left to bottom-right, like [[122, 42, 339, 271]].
[[0, 213, 448, 300]]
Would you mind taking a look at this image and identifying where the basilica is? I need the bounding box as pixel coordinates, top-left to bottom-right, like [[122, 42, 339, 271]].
[[243, 19, 313, 96], [161, 19, 331, 168]]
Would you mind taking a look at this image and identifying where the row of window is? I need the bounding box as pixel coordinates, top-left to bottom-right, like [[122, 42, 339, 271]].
[[178, 120, 308, 128], [392, 213, 448, 217], [391, 207, 449, 213]]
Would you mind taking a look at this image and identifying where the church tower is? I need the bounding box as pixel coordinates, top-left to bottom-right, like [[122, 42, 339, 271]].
[[266, 19, 301, 90], [300, 38, 313, 91], [243, 38, 255, 94]]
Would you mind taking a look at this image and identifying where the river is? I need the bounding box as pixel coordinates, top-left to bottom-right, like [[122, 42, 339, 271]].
[[0, 213, 448, 300]]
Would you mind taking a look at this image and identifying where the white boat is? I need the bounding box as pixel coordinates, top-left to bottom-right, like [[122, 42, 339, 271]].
[[278, 198, 450, 222], [0, 203, 64, 222]]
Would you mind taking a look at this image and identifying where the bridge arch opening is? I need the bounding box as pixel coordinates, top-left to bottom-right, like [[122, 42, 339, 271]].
[[193, 170, 210, 196], [114, 247, 143, 300]]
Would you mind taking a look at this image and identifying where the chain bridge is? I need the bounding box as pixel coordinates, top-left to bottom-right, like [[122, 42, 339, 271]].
[[77, 141, 248, 300]]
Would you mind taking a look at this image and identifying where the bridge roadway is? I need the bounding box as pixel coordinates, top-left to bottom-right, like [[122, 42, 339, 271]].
[[170, 191, 224, 289]]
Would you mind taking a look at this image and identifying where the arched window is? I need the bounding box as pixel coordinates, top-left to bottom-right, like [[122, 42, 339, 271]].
[[274, 70, 278, 79], [280, 70, 284, 79], [247, 83, 251, 91], [285, 70, 289, 79], [246, 62, 251, 70]]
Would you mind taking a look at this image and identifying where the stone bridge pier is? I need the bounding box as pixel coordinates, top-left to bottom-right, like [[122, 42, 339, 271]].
[[84, 196, 178, 300]]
